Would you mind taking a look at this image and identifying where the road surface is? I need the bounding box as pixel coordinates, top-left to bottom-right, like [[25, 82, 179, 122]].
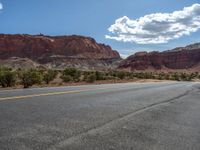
[[0, 82, 200, 150]]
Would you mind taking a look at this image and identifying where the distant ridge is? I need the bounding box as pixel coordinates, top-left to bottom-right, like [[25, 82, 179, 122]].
[[119, 43, 200, 72]]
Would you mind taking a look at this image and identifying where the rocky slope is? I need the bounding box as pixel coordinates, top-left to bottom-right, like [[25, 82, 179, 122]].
[[119, 43, 200, 72], [0, 34, 121, 70]]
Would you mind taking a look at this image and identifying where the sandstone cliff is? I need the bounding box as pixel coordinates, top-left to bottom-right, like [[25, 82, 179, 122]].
[[119, 43, 200, 72], [0, 34, 121, 70]]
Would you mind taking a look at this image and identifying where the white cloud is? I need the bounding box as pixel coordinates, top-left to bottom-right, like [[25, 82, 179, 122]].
[[0, 2, 3, 10], [106, 4, 200, 44]]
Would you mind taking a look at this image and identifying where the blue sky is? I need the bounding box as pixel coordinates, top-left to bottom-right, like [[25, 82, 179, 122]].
[[0, 0, 200, 57]]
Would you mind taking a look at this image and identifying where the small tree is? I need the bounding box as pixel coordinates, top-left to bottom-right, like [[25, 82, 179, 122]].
[[0, 68, 16, 87], [20, 69, 43, 88]]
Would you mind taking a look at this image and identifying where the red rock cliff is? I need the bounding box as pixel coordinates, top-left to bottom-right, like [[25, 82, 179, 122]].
[[119, 43, 200, 71], [0, 34, 120, 60], [0, 34, 121, 69]]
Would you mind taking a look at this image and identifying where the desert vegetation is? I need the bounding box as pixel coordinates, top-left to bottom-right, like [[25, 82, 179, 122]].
[[0, 67, 199, 88]]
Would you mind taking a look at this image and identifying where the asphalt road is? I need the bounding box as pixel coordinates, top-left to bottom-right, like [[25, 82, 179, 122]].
[[0, 82, 200, 150]]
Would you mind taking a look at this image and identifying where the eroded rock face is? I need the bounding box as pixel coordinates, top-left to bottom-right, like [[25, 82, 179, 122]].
[[0, 34, 121, 70], [119, 43, 200, 71]]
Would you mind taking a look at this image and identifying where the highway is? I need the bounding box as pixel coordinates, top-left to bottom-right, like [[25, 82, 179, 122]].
[[0, 82, 200, 150]]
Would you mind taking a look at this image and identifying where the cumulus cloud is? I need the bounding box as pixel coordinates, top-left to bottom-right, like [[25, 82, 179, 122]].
[[106, 4, 200, 44], [0, 2, 3, 10]]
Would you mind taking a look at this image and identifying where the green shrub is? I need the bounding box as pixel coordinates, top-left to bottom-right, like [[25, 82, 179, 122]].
[[95, 71, 105, 80], [104, 76, 119, 80], [62, 75, 73, 82], [86, 73, 96, 83], [157, 73, 166, 80], [0, 68, 16, 87], [170, 73, 180, 81], [116, 71, 126, 80], [63, 68, 81, 81], [20, 69, 43, 88], [43, 70, 57, 84], [185, 74, 192, 81]]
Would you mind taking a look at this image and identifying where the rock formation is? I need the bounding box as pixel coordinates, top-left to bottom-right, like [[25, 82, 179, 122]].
[[1, 34, 200, 72], [0, 34, 121, 70], [119, 43, 200, 72]]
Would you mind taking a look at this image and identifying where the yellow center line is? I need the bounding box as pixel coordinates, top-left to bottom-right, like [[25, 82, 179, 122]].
[[0, 87, 111, 102], [0, 89, 20, 93]]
